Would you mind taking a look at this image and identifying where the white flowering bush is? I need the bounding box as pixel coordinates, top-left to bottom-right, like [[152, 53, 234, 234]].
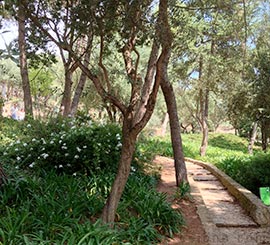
[[1, 120, 122, 175]]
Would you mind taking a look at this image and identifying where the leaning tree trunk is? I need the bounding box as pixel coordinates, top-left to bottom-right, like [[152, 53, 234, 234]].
[[248, 121, 258, 155], [101, 120, 137, 223], [18, 1, 33, 117], [161, 80, 188, 185], [70, 65, 88, 117]]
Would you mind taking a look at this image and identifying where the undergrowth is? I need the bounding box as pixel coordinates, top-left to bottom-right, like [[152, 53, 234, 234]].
[[0, 117, 184, 244]]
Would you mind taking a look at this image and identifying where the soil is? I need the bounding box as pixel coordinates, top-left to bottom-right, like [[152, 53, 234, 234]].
[[155, 156, 209, 245]]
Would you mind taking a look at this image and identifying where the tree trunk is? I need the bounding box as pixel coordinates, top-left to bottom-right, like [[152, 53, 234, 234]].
[[200, 88, 209, 157], [70, 35, 93, 117], [261, 119, 268, 152], [160, 112, 169, 136], [248, 121, 258, 155], [18, 1, 33, 117], [161, 80, 188, 185], [101, 119, 137, 223], [70, 67, 87, 117], [60, 66, 73, 117]]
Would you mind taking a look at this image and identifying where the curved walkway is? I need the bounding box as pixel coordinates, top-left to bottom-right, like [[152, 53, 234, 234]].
[[158, 156, 270, 245]]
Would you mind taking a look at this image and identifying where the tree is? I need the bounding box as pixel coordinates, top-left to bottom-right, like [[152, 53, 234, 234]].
[[24, 0, 173, 223], [171, 0, 253, 156], [18, 0, 33, 117]]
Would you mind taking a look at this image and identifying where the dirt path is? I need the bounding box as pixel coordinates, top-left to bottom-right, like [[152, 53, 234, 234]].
[[155, 156, 209, 245]]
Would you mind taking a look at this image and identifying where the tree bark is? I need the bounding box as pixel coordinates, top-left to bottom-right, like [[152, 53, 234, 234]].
[[70, 42, 92, 117], [248, 121, 258, 154], [60, 63, 73, 117], [161, 81, 188, 185], [101, 120, 137, 223], [261, 119, 268, 152], [100, 0, 172, 223], [18, 1, 33, 117], [160, 112, 169, 136], [200, 88, 209, 157]]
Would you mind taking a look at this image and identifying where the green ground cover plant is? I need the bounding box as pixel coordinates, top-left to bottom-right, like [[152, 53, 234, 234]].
[[0, 117, 184, 244]]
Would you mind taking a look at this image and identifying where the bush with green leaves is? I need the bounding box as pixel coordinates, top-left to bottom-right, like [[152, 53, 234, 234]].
[[217, 153, 270, 196], [1, 120, 122, 175]]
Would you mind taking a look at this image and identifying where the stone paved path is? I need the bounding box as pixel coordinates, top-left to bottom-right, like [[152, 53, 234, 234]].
[[185, 160, 270, 245]]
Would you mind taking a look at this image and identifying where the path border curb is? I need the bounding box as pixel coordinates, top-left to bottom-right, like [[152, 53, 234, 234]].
[[185, 157, 270, 227]]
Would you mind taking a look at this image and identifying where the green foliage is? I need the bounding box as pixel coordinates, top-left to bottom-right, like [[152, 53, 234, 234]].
[[121, 174, 184, 238], [0, 118, 122, 175], [0, 118, 184, 244], [29, 66, 55, 98], [140, 132, 250, 164], [217, 153, 270, 197], [174, 182, 191, 200]]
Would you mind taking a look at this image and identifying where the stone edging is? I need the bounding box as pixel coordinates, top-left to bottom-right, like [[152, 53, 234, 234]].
[[185, 157, 270, 227]]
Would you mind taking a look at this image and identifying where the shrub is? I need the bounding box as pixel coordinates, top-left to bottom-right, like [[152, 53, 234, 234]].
[[217, 153, 270, 196], [1, 121, 122, 175]]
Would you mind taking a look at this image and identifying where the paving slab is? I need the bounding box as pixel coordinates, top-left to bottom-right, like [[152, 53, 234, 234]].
[[193, 175, 218, 181]]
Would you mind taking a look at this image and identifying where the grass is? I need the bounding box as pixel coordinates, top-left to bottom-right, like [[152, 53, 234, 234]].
[[139, 132, 254, 164]]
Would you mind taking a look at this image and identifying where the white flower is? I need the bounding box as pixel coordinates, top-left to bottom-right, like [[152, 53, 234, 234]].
[[67, 164, 71, 167], [62, 146, 67, 150], [59, 165, 63, 168], [42, 147, 45, 151], [83, 145, 87, 149], [32, 138, 36, 142], [41, 153, 49, 159], [74, 155, 79, 159], [15, 166, 19, 169], [3, 152, 7, 156], [59, 140, 62, 144], [116, 142, 122, 148], [65, 153, 69, 157], [30, 148, 33, 151], [72, 172, 77, 176], [16, 156, 21, 161], [23, 143, 27, 147], [50, 140, 54, 144], [76, 147, 81, 152], [16, 140, 21, 144], [27, 124, 31, 128], [71, 126, 76, 129], [15, 148, 19, 151], [29, 162, 35, 168]]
